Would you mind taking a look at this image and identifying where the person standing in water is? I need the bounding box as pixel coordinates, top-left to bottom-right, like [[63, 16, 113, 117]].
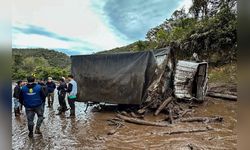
[[13, 80, 23, 116], [56, 77, 68, 115], [46, 77, 56, 108], [19, 76, 47, 138], [66, 75, 77, 117], [38, 79, 48, 117]]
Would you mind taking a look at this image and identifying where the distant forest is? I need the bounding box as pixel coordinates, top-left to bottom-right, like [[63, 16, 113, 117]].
[[12, 48, 70, 80]]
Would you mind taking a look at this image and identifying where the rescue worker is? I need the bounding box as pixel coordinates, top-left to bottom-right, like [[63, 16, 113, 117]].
[[13, 80, 23, 116], [19, 81, 27, 112], [19, 76, 47, 138], [56, 77, 68, 115], [38, 79, 48, 116], [66, 75, 77, 117], [46, 77, 56, 108]]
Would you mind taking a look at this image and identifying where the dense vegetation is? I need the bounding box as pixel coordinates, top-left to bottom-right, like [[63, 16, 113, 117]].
[[12, 48, 70, 80], [101, 0, 237, 67]]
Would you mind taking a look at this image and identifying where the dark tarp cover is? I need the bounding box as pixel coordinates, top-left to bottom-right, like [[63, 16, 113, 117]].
[[71, 51, 157, 104]]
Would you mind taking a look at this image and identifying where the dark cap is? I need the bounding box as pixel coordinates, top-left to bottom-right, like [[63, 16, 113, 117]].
[[16, 80, 22, 85]]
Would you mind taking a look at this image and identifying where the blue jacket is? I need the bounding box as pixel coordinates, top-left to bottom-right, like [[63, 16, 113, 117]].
[[20, 83, 45, 108]]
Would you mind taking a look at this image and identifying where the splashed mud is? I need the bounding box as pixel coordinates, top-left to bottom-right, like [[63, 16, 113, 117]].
[[12, 91, 236, 150]]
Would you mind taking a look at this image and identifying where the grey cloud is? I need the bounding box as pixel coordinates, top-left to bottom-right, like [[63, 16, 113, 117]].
[[102, 0, 179, 40]]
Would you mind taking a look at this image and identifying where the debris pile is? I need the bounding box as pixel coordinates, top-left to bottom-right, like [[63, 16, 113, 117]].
[[71, 47, 230, 134], [106, 51, 223, 135], [106, 96, 223, 135]]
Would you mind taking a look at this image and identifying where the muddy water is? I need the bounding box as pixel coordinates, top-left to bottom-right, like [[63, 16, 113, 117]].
[[12, 94, 237, 150]]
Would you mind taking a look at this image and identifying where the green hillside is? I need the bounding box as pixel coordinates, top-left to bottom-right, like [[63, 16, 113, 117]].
[[12, 48, 71, 80], [13, 48, 70, 68]]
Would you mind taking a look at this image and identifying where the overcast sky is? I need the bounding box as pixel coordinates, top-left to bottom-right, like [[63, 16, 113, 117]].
[[12, 0, 192, 55]]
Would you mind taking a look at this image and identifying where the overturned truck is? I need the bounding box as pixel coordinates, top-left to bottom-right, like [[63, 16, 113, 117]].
[[71, 47, 208, 105]]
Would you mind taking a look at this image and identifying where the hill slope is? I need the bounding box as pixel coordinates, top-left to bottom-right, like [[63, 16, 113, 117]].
[[13, 48, 70, 68], [12, 48, 71, 80]]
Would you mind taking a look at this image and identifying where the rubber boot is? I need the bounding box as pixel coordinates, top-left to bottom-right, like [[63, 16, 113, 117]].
[[14, 108, 19, 116], [57, 106, 62, 111], [19, 105, 23, 114], [49, 101, 53, 108], [62, 107, 69, 112], [28, 125, 34, 138], [51, 99, 54, 107], [70, 109, 75, 117], [35, 127, 42, 134], [17, 107, 21, 115], [28, 132, 33, 138], [47, 101, 51, 108]]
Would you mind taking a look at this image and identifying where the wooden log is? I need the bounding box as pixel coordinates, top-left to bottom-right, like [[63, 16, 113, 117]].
[[208, 90, 237, 96], [107, 118, 124, 126], [116, 114, 169, 127], [154, 97, 173, 116], [164, 126, 213, 135], [179, 116, 223, 123], [173, 100, 184, 111], [120, 111, 130, 117], [107, 123, 123, 135], [178, 109, 192, 118], [206, 92, 237, 101], [137, 108, 147, 115], [163, 88, 173, 100], [169, 108, 174, 124], [137, 94, 158, 114], [223, 91, 237, 96], [130, 112, 144, 119]]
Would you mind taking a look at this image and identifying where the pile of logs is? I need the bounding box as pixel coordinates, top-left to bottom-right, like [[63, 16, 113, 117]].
[[111, 96, 223, 127], [106, 94, 223, 135]]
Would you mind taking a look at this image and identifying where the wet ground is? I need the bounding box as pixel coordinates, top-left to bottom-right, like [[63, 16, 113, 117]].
[[12, 94, 237, 149]]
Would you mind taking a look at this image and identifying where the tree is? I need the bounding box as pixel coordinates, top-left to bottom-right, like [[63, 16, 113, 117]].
[[22, 57, 37, 73], [135, 40, 147, 51], [189, 0, 209, 19], [171, 8, 187, 20]]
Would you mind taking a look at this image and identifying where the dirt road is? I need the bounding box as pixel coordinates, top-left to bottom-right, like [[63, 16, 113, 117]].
[[12, 94, 237, 150]]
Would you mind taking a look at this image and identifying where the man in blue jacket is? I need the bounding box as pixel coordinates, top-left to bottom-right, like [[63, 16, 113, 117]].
[[19, 76, 47, 138], [46, 77, 56, 108]]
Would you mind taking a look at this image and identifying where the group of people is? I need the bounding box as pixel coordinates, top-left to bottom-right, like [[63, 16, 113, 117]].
[[13, 75, 78, 138]]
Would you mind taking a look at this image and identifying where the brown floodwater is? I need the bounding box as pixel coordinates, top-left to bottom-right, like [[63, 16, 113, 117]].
[[12, 93, 237, 150]]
